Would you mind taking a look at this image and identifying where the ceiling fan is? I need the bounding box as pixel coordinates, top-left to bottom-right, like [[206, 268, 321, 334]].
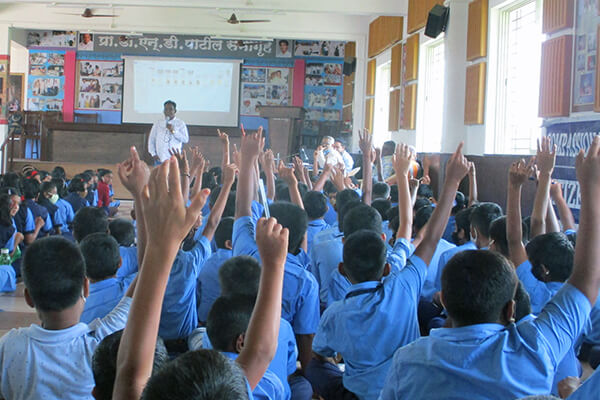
[[57, 8, 117, 18], [226, 13, 270, 24]]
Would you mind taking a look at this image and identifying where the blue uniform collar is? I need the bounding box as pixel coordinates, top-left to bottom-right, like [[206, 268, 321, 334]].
[[89, 277, 119, 293], [345, 280, 382, 299], [429, 323, 506, 341], [309, 219, 328, 227]]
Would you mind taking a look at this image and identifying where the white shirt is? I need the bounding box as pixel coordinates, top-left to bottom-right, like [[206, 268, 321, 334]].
[[148, 116, 189, 162], [78, 41, 94, 51], [317, 148, 345, 169], [340, 150, 354, 172], [0, 297, 131, 400]]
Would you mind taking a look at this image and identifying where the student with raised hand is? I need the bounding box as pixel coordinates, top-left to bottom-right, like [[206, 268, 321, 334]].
[[380, 137, 600, 399], [307, 144, 469, 400], [303, 191, 330, 251], [233, 127, 319, 373]]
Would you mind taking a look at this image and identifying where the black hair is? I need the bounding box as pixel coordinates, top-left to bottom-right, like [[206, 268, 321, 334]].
[[417, 184, 434, 199], [39, 170, 50, 180], [343, 230, 387, 283], [207, 295, 255, 352], [73, 207, 108, 242], [142, 350, 248, 400], [514, 281, 531, 321], [0, 186, 20, 196], [470, 202, 503, 239], [335, 189, 360, 212], [83, 169, 97, 178], [215, 217, 234, 249], [202, 172, 218, 190], [389, 185, 398, 203], [23, 236, 86, 312], [526, 232, 574, 282], [68, 175, 87, 193], [334, 137, 346, 147], [455, 206, 475, 240], [279, 39, 289, 46], [323, 180, 337, 196], [98, 169, 112, 179], [489, 216, 529, 258], [208, 187, 236, 218], [80, 233, 121, 281], [163, 100, 177, 109], [266, 202, 307, 255], [442, 250, 518, 326], [297, 182, 308, 199], [303, 191, 328, 219], [0, 194, 13, 227], [109, 218, 136, 247], [51, 178, 68, 198], [414, 205, 434, 231], [371, 199, 391, 221], [209, 167, 223, 185], [1, 172, 21, 191], [51, 166, 66, 181], [343, 204, 382, 237], [452, 191, 467, 215], [338, 200, 362, 234], [21, 178, 40, 200], [92, 330, 168, 400], [373, 182, 391, 200], [40, 181, 57, 196], [413, 198, 431, 213], [275, 182, 291, 202], [219, 256, 261, 298]]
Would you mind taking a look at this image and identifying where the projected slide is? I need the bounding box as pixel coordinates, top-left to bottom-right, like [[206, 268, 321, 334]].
[[122, 56, 242, 126]]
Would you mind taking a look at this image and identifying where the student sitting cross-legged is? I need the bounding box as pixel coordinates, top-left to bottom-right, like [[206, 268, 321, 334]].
[[306, 142, 470, 400], [111, 148, 288, 400], [0, 235, 136, 399], [379, 136, 600, 399]]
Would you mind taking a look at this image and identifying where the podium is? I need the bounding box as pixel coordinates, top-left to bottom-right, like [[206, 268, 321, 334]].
[[258, 106, 305, 160]]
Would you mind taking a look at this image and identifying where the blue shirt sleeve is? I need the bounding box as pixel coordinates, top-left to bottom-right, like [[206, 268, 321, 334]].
[[530, 283, 592, 368], [43, 214, 52, 232], [313, 308, 338, 357], [517, 260, 552, 314], [24, 208, 35, 233], [186, 236, 212, 276], [291, 271, 320, 334], [389, 254, 428, 300], [233, 216, 259, 258]]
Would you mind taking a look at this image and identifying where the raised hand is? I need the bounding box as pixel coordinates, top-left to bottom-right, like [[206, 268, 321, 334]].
[[536, 136, 557, 175], [217, 129, 229, 145], [549, 181, 563, 199], [189, 146, 206, 176], [374, 147, 382, 164], [293, 156, 305, 175], [392, 143, 413, 177], [468, 161, 476, 177], [261, 149, 275, 171], [118, 146, 150, 197], [232, 143, 241, 168], [255, 217, 289, 270], [331, 165, 346, 190], [240, 126, 263, 160], [576, 135, 600, 198], [278, 160, 297, 186], [358, 129, 372, 155], [508, 158, 535, 187], [445, 143, 470, 184], [222, 163, 238, 186], [168, 148, 189, 175], [141, 158, 209, 245]]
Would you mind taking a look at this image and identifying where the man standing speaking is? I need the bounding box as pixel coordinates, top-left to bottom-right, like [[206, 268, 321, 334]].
[[148, 100, 189, 164]]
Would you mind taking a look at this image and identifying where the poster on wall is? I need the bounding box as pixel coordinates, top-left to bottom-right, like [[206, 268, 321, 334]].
[[572, 0, 600, 112], [303, 60, 344, 121], [27, 30, 77, 48], [240, 66, 292, 116], [8, 73, 24, 112], [0, 59, 8, 120], [294, 40, 345, 58], [27, 50, 65, 112], [545, 120, 600, 223], [75, 60, 123, 111]]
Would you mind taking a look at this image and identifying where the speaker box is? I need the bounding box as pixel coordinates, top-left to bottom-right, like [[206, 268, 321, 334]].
[[425, 4, 450, 39]]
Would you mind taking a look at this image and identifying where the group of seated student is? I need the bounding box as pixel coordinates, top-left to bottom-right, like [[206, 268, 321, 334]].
[[0, 164, 121, 292], [1, 127, 600, 400]]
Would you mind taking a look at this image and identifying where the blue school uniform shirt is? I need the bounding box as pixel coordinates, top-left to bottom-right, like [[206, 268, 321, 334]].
[[583, 298, 600, 345], [159, 236, 212, 340], [25, 199, 52, 234], [0, 264, 16, 293], [117, 246, 138, 279], [313, 243, 423, 400], [55, 198, 75, 233], [0, 297, 131, 400], [441, 215, 456, 243], [1, 219, 17, 251], [326, 239, 416, 307], [310, 235, 343, 304], [421, 239, 456, 301], [14, 207, 35, 235], [65, 192, 90, 214], [323, 199, 338, 226], [80, 276, 133, 324], [223, 352, 285, 400], [567, 366, 600, 399], [307, 219, 329, 251], [433, 241, 477, 293], [382, 220, 394, 243], [196, 248, 233, 322], [312, 223, 340, 245], [379, 283, 592, 400], [233, 216, 320, 335]]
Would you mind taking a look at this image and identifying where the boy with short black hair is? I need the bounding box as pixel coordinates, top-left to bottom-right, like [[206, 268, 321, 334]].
[[373, 182, 391, 201], [196, 216, 234, 323], [109, 218, 138, 279], [303, 190, 330, 251], [73, 206, 108, 242], [21, 177, 53, 237], [80, 232, 134, 324], [0, 236, 134, 399]]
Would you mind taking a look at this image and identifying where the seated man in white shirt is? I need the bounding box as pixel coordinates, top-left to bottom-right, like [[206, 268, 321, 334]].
[[334, 138, 354, 172], [315, 136, 344, 170], [148, 100, 189, 164]]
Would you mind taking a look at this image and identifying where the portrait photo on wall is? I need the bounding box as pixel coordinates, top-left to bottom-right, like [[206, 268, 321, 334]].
[[276, 39, 293, 58], [78, 33, 94, 51]]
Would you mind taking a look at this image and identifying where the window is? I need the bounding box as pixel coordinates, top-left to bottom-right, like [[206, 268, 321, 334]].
[[487, 0, 543, 154], [373, 60, 391, 148], [417, 39, 445, 152]]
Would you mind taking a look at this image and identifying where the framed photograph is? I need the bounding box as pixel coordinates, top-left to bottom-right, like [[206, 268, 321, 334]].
[[75, 60, 123, 111], [8, 73, 24, 112]]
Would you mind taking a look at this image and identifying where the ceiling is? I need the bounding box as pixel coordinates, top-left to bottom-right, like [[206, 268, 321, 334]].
[[0, 1, 408, 41]]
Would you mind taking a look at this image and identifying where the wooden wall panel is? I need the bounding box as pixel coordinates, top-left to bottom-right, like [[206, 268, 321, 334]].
[[368, 16, 404, 58], [407, 0, 444, 34], [464, 62, 487, 125], [542, 0, 574, 34], [404, 34, 420, 83], [345, 42, 356, 58], [390, 43, 403, 88], [596, 26, 600, 112], [539, 35, 573, 117], [389, 89, 401, 131], [365, 98, 374, 131], [466, 0, 488, 61], [366, 59, 376, 96], [401, 84, 417, 130]]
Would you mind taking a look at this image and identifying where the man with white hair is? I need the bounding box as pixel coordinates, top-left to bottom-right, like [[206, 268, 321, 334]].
[[315, 136, 344, 170]]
